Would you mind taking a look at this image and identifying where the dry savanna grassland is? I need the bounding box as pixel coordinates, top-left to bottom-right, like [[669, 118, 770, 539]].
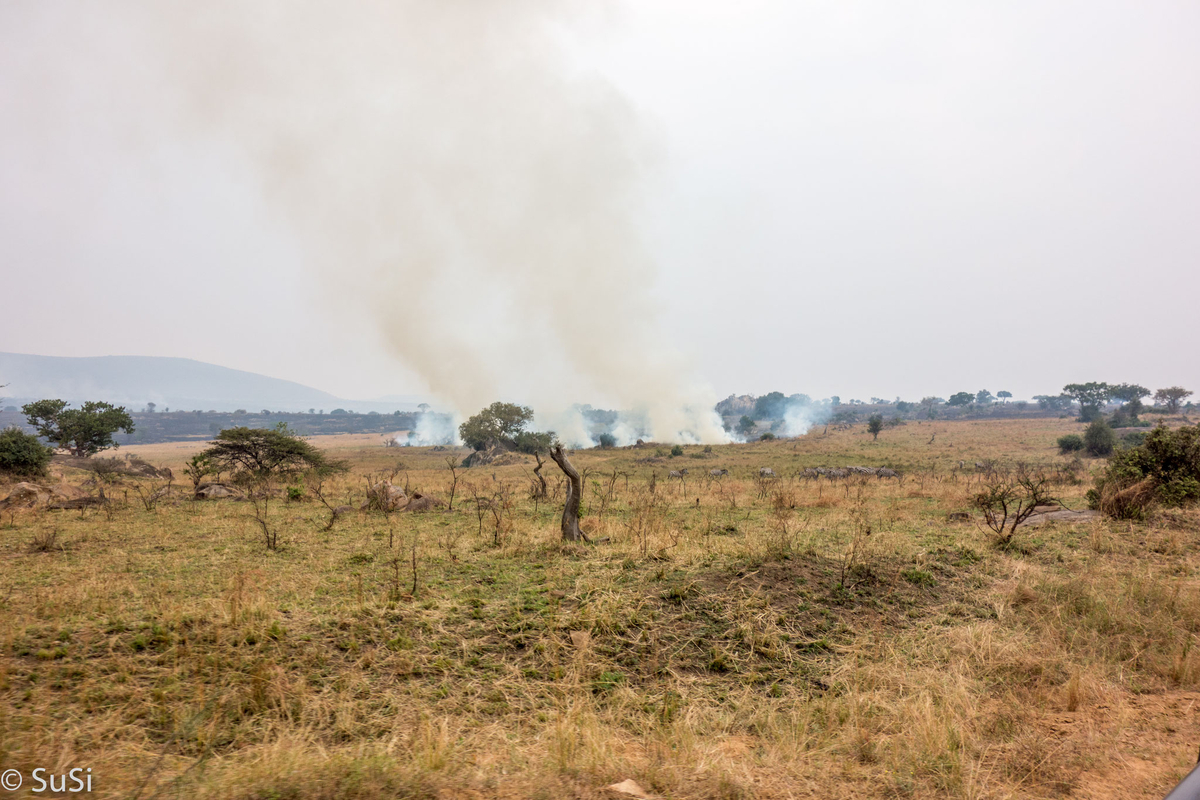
[[2, 418, 1199, 799]]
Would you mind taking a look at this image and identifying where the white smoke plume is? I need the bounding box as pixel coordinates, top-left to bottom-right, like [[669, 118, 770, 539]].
[[781, 400, 832, 437], [400, 411, 461, 448], [1, 2, 729, 443]]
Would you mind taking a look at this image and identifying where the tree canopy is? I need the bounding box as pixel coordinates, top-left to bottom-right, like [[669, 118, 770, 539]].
[[201, 425, 346, 479], [459, 402, 536, 451], [736, 415, 756, 436], [752, 392, 788, 420], [1110, 383, 1150, 403], [1062, 382, 1113, 420], [1155, 386, 1193, 413], [22, 399, 135, 457], [947, 392, 974, 407]]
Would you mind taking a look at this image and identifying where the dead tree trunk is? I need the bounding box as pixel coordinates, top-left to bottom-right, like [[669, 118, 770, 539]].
[[549, 445, 589, 542], [532, 452, 549, 499]]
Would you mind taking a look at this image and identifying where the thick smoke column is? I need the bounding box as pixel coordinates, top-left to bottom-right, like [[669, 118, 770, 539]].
[[1, 2, 728, 443]]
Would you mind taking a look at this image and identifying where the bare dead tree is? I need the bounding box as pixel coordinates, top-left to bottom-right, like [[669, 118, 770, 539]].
[[973, 468, 1056, 547], [532, 451, 549, 500], [308, 473, 352, 532], [592, 470, 622, 520], [246, 477, 279, 550], [489, 482, 513, 547], [131, 472, 174, 512], [549, 445, 589, 542], [466, 481, 488, 537], [444, 456, 460, 511]]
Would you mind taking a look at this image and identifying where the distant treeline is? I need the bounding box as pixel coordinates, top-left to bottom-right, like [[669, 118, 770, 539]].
[[0, 408, 418, 446]]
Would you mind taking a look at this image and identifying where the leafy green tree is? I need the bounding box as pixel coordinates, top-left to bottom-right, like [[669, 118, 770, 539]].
[[512, 430, 554, 454], [1111, 383, 1150, 404], [1062, 382, 1113, 422], [752, 391, 788, 420], [200, 425, 346, 479], [1083, 419, 1116, 457], [736, 415, 756, 437], [458, 402, 536, 451], [947, 392, 974, 407], [22, 399, 135, 457], [997, 391, 1012, 403], [1155, 386, 1193, 414], [596, 433, 617, 449], [867, 414, 884, 441], [1034, 394, 1073, 412], [183, 452, 217, 492], [975, 390, 994, 405], [0, 427, 53, 476]]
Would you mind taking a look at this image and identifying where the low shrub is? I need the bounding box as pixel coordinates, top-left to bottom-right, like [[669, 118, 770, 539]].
[[1120, 431, 1148, 448], [0, 427, 53, 477], [1089, 424, 1200, 519], [1057, 434, 1084, 454], [1083, 419, 1116, 457]]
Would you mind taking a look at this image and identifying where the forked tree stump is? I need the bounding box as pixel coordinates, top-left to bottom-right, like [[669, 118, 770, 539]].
[[548, 445, 589, 542], [532, 451, 549, 499]]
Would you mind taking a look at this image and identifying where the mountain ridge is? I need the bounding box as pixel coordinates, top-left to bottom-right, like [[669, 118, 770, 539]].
[[0, 352, 424, 414]]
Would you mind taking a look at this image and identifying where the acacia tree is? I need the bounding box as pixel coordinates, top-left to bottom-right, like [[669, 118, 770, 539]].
[[1062, 382, 1113, 421], [201, 425, 344, 477], [1155, 386, 1193, 414], [997, 391, 1012, 403], [1111, 383, 1151, 421], [22, 399, 135, 457], [947, 392, 974, 407], [200, 424, 347, 550]]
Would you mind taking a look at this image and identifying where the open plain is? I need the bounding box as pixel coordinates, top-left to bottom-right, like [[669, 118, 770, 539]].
[[2, 417, 1199, 799]]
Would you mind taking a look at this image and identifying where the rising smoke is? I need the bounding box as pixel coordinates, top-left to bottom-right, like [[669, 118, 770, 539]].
[[401, 411, 461, 448], [1, 2, 729, 443]]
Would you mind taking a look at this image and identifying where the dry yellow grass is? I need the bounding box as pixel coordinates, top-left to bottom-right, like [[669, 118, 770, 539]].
[[1, 417, 1198, 798]]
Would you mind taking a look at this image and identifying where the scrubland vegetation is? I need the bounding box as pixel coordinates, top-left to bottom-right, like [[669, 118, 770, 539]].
[[2, 418, 1200, 798]]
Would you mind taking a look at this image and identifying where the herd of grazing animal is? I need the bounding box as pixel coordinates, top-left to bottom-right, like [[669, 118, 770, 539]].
[[665, 465, 901, 482], [798, 465, 900, 479]]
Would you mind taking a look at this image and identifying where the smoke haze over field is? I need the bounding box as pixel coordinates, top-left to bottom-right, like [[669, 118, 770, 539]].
[[0, 2, 728, 442], [2, 2, 1198, 410]]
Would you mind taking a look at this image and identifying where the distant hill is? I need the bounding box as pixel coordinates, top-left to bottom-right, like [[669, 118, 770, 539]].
[[0, 352, 423, 414]]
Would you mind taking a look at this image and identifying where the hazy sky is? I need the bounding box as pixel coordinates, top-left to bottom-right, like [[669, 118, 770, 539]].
[[2, 1, 1197, 409]]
